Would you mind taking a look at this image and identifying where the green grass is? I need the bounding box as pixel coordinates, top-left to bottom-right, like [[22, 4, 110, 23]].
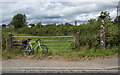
[[59, 46, 118, 61]]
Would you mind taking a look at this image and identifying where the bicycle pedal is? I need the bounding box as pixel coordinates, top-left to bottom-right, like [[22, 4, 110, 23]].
[[31, 49, 34, 52], [32, 52, 34, 55]]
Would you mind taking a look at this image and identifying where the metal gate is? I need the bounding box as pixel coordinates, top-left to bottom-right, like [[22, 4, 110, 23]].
[[12, 36, 75, 52]]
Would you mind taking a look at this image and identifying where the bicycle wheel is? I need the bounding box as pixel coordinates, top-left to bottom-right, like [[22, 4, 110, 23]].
[[20, 45, 31, 56], [37, 45, 48, 55]]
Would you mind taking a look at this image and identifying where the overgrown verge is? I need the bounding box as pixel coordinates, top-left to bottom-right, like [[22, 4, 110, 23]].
[[2, 46, 118, 61], [2, 49, 20, 60], [62, 47, 118, 61]]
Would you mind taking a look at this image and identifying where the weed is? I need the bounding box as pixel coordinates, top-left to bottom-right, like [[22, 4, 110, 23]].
[[48, 56, 53, 59]]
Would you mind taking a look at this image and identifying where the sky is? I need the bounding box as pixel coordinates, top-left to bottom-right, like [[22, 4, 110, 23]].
[[1, 1, 119, 25]]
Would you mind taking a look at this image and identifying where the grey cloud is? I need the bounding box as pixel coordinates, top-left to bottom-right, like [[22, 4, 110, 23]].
[[2, 2, 118, 25]]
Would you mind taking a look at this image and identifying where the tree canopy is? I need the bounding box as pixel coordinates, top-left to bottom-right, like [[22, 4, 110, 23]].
[[35, 21, 43, 28], [10, 14, 27, 28]]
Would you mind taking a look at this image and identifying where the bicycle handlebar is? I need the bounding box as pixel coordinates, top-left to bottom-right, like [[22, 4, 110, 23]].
[[27, 39, 41, 42], [36, 39, 41, 42]]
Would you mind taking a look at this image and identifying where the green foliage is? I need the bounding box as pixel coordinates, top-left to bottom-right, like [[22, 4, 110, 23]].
[[114, 16, 120, 24], [2, 28, 15, 50], [35, 21, 43, 28], [10, 14, 27, 28], [62, 46, 118, 61], [29, 24, 35, 28], [2, 24, 6, 28], [2, 34, 8, 50], [100, 11, 111, 20], [2, 49, 20, 59]]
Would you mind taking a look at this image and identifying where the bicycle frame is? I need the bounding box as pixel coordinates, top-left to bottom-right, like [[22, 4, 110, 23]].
[[28, 41, 43, 51]]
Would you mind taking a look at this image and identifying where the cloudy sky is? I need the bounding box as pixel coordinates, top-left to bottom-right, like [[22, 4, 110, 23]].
[[1, 1, 119, 25]]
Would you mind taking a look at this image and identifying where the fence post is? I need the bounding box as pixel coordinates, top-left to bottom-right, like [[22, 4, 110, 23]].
[[6, 38, 9, 50], [8, 33, 13, 50], [76, 30, 80, 48]]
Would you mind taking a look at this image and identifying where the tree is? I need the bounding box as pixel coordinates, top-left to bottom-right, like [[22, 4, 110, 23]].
[[29, 24, 35, 28], [10, 14, 27, 28], [36, 21, 43, 28], [88, 19, 96, 25], [2, 24, 6, 28], [65, 23, 72, 27]]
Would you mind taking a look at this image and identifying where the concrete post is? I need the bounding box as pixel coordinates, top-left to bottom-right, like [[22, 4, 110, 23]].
[[100, 14, 106, 49]]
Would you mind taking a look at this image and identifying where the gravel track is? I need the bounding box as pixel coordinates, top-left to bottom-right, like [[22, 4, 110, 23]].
[[2, 57, 119, 72]]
